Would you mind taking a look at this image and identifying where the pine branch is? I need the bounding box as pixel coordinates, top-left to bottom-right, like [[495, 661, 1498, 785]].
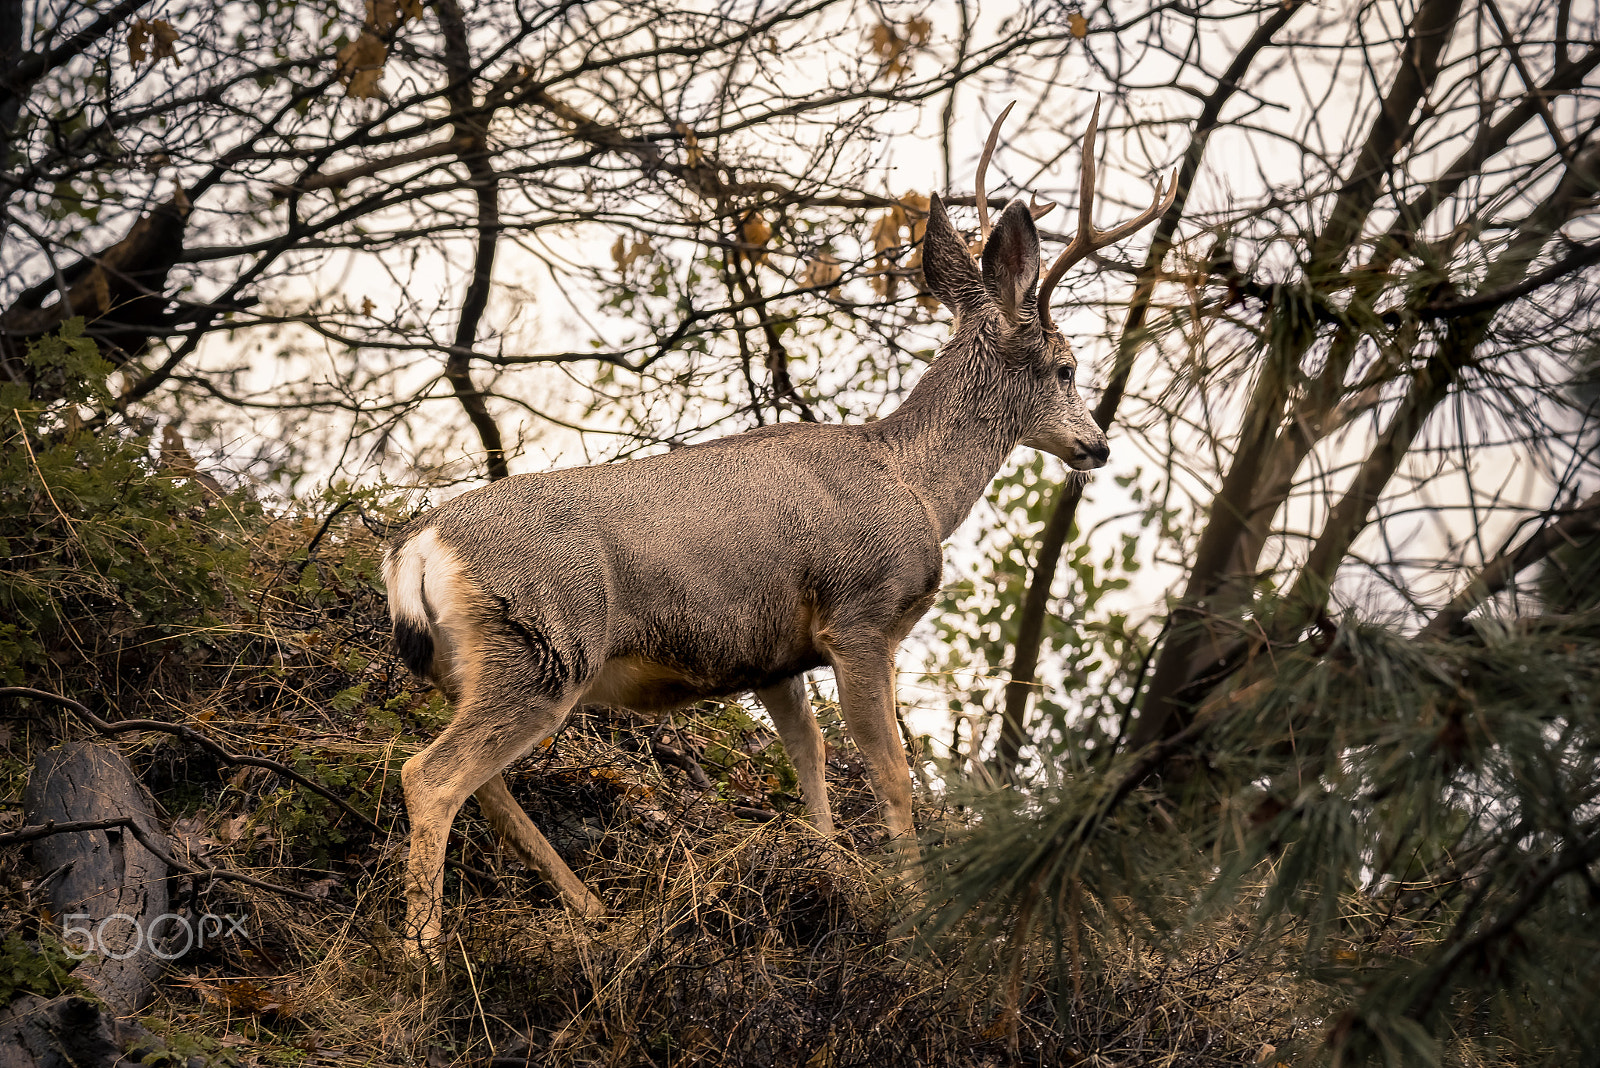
[[1420, 489, 1600, 639]]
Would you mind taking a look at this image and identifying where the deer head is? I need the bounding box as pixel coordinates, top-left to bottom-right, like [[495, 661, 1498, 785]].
[[920, 99, 1176, 472]]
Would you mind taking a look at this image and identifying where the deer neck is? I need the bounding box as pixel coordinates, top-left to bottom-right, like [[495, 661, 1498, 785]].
[[873, 348, 1025, 540]]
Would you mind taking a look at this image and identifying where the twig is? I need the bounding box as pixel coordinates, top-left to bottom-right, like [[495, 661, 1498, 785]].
[[1416, 239, 1600, 321], [12, 410, 77, 533], [0, 686, 383, 834], [458, 930, 497, 1059], [0, 817, 140, 847], [1483, 0, 1573, 158], [288, 499, 354, 580], [0, 815, 327, 905], [650, 739, 715, 790], [128, 821, 329, 906], [1061, 677, 1272, 854], [5, 0, 154, 91], [268, 136, 472, 197], [1407, 824, 1600, 1021], [5, 686, 502, 886]]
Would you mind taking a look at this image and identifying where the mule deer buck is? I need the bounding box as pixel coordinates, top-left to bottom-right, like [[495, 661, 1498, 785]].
[[383, 101, 1175, 957]]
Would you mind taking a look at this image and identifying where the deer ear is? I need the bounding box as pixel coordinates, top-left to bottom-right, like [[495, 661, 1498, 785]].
[[980, 199, 1041, 324], [920, 193, 984, 316]]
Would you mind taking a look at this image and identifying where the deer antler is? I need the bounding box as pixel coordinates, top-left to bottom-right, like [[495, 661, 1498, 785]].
[[974, 104, 1057, 245], [975, 101, 1016, 242], [1036, 97, 1178, 322]]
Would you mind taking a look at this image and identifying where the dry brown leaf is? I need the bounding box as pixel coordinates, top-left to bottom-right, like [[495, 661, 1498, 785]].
[[337, 0, 420, 100], [365, 0, 422, 32], [869, 205, 913, 297], [675, 123, 705, 169], [360, 296, 376, 316], [128, 19, 176, 67], [739, 213, 773, 265], [869, 18, 931, 76], [805, 1039, 834, 1068], [128, 18, 181, 67], [347, 68, 382, 99], [1068, 11, 1089, 38], [150, 18, 180, 62], [742, 213, 772, 248], [869, 208, 906, 255], [367, 0, 402, 32], [898, 191, 930, 243], [611, 234, 653, 273], [207, 978, 293, 1016], [868, 23, 907, 76], [87, 269, 111, 316], [868, 23, 899, 60]]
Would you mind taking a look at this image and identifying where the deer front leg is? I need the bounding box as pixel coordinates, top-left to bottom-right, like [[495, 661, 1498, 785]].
[[757, 675, 833, 834], [824, 639, 920, 875]]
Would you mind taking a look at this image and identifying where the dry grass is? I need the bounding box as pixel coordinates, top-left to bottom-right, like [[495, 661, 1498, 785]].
[[120, 723, 1309, 1067]]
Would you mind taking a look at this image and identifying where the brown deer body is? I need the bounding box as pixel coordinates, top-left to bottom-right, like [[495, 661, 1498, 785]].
[[384, 106, 1172, 956]]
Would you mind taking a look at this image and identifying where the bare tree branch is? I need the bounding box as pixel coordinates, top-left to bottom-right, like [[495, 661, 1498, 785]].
[[997, 0, 1312, 776]]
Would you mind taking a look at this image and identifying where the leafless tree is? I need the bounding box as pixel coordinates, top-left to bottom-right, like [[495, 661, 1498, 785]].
[[1, 0, 1079, 485], [972, 0, 1600, 769]]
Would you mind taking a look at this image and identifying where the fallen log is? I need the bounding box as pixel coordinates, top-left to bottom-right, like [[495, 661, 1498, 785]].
[[0, 742, 169, 1066], [0, 995, 146, 1067], [22, 742, 169, 1013]]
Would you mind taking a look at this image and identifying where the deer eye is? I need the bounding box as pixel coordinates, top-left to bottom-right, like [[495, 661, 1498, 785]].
[[1056, 365, 1075, 385]]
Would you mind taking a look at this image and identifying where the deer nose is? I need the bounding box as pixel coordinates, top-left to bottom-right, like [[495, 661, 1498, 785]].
[[1076, 439, 1110, 468]]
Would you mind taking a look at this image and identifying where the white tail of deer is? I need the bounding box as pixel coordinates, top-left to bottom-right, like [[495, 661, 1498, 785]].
[[383, 103, 1174, 958]]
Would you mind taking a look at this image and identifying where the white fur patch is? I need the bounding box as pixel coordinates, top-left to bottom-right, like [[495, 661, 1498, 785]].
[[383, 528, 472, 628], [384, 530, 434, 626]]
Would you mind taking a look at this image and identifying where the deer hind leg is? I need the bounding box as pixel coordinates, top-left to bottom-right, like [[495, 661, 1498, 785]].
[[824, 638, 920, 874], [400, 672, 591, 960], [475, 773, 604, 917], [757, 675, 833, 834]]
